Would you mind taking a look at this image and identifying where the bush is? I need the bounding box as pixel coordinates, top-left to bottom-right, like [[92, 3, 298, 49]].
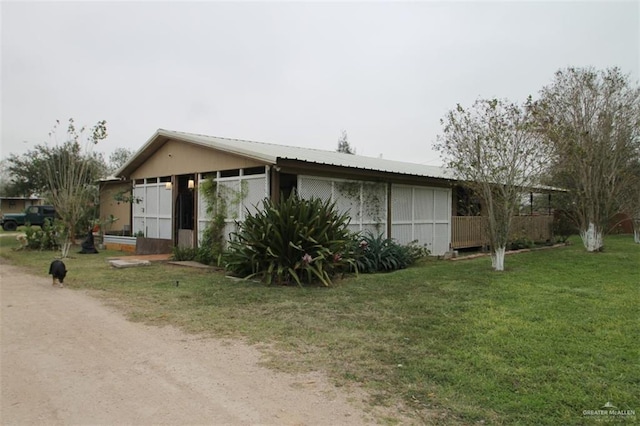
[[405, 239, 431, 261], [552, 210, 578, 243], [350, 232, 429, 273], [194, 226, 223, 266], [172, 238, 221, 266], [224, 194, 354, 286], [508, 236, 535, 250], [171, 246, 197, 261], [23, 219, 62, 251]]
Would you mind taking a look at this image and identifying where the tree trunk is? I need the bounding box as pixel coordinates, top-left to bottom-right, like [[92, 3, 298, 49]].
[[634, 229, 640, 244], [491, 246, 506, 271], [60, 241, 72, 259], [580, 222, 603, 252]]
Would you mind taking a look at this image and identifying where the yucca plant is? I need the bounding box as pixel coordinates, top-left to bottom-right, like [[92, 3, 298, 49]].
[[224, 194, 355, 286]]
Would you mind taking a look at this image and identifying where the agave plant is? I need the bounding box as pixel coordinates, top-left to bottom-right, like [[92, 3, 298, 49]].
[[224, 194, 355, 286]]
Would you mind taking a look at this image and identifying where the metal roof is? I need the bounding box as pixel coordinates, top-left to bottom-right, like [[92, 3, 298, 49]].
[[139, 129, 454, 180]]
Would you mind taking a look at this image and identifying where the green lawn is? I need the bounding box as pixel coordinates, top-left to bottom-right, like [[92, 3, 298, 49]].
[[1, 235, 637, 425]]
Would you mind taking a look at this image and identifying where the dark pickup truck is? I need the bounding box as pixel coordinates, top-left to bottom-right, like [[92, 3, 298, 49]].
[[0, 205, 57, 231]]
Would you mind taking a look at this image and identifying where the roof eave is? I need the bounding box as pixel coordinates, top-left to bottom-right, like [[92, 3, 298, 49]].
[[116, 129, 278, 178]]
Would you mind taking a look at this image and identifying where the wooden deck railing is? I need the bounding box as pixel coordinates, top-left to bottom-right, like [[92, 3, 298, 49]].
[[451, 215, 554, 249]]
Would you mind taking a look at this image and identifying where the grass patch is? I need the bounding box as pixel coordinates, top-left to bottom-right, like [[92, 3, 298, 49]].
[[1, 236, 638, 424]]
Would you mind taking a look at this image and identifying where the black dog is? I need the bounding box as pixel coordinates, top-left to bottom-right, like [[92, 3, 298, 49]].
[[49, 260, 67, 287]]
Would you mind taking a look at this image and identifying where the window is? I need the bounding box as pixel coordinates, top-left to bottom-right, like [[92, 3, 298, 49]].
[[220, 169, 240, 178]]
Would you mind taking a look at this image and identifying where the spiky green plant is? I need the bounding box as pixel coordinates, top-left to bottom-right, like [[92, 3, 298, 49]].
[[350, 232, 429, 273], [224, 194, 354, 286]]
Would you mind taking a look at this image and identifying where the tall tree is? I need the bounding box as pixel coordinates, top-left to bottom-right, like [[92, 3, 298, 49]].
[[6, 138, 107, 198], [619, 160, 640, 243], [5, 147, 55, 197], [336, 130, 355, 154], [437, 98, 548, 271], [0, 160, 15, 196], [108, 147, 135, 175], [531, 67, 640, 252], [41, 119, 108, 255]]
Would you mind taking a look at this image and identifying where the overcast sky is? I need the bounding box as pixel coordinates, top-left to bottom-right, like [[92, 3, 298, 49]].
[[2, 1, 638, 167]]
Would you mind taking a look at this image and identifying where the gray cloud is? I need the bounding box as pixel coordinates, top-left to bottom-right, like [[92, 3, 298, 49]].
[[2, 1, 638, 166]]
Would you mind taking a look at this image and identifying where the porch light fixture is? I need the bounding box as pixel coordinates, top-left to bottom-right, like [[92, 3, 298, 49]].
[[165, 182, 172, 190], [188, 179, 195, 189]]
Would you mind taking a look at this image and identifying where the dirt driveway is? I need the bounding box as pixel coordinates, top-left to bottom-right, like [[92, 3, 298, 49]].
[[0, 260, 375, 425]]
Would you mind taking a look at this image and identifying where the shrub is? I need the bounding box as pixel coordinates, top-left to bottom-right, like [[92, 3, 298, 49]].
[[171, 246, 197, 261], [193, 226, 226, 266], [508, 236, 535, 250], [552, 210, 578, 242], [23, 219, 62, 251], [224, 194, 354, 286], [405, 239, 431, 261], [350, 232, 429, 273]]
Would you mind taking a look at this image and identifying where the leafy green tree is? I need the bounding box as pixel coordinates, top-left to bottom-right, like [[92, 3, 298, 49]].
[[531, 67, 640, 252], [0, 160, 15, 196], [437, 98, 549, 271], [5, 148, 55, 197], [5, 128, 108, 198], [9, 119, 108, 256]]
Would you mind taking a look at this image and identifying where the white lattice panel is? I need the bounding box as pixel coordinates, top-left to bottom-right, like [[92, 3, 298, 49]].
[[197, 171, 268, 245], [298, 176, 387, 236], [361, 183, 387, 224], [391, 186, 412, 222], [159, 218, 171, 239], [434, 190, 450, 221], [132, 179, 172, 238], [414, 187, 434, 221], [133, 187, 145, 216], [145, 186, 159, 215], [298, 177, 332, 202], [243, 176, 268, 216], [390, 184, 451, 255]]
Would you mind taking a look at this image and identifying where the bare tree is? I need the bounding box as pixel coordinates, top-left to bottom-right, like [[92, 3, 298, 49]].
[[43, 119, 108, 257], [627, 182, 640, 244], [531, 67, 640, 251], [619, 160, 640, 243], [108, 147, 135, 175], [437, 98, 548, 271]]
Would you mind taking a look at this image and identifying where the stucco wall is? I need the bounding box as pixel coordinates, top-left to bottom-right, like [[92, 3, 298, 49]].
[[99, 181, 132, 234], [130, 139, 266, 179]]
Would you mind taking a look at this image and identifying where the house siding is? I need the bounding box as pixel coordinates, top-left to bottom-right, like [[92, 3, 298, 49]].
[[131, 139, 265, 180]]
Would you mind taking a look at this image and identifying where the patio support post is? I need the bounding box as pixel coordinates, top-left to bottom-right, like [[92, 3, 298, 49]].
[[530, 192, 533, 215]]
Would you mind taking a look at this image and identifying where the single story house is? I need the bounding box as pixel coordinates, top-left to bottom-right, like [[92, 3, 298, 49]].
[[0, 197, 44, 214], [101, 129, 553, 255]]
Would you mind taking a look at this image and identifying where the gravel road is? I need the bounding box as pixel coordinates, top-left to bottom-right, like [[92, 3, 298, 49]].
[[0, 259, 374, 425]]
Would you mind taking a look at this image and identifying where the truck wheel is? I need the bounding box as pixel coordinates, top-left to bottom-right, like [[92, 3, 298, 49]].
[[3, 221, 17, 232]]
